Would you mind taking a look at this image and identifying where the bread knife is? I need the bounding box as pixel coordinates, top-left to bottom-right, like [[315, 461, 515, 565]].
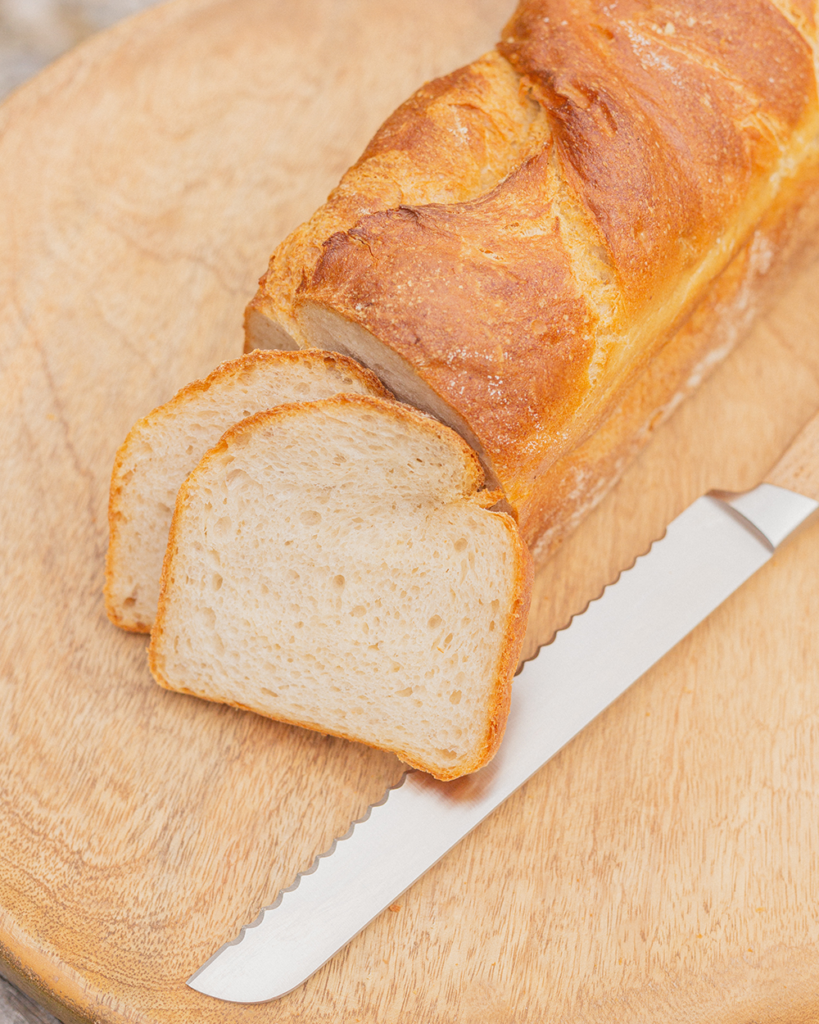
[[187, 412, 819, 1003]]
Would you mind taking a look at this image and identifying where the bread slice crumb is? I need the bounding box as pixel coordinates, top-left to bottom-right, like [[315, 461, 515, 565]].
[[149, 395, 531, 779], [105, 349, 389, 632]]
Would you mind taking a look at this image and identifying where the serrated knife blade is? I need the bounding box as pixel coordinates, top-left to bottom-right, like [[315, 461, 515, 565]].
[[188, 470, 818, 1002]]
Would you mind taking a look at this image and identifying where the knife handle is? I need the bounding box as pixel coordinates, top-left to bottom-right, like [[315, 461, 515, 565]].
[[764, 409, 819, 502]]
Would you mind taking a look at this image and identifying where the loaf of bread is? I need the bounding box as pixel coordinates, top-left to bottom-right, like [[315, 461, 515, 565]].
[[245, 0, 819, 562], [105, 349, 388, 632], [148, 395, 531, 780]]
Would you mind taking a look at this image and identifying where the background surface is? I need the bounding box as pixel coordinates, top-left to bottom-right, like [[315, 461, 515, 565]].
[[0, 0, 162, 98], [3, 0, 819, 1020], [1, 3, 163, 1019]]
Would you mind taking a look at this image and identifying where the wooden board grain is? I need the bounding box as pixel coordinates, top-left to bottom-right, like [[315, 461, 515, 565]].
[[1, 1, 819, 1021]]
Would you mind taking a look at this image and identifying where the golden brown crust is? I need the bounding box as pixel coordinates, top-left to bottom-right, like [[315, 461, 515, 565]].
[[520, 140, 819, 560], [243, 51, 551, 347], [242, 0, 819, 564], [149, 394, 532, 780], [498, 0, 814, 296], [300, 151, 597, 494], [294, 0, 817, 505]]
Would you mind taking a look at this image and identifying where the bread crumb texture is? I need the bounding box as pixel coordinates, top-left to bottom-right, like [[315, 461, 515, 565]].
[[105, 350, 388, 632], [149, 396, 530, 780]]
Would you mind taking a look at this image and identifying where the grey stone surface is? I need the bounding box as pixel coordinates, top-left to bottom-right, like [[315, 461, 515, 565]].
[[0, 975, 60, 1024], [0, 0, 165, 98]]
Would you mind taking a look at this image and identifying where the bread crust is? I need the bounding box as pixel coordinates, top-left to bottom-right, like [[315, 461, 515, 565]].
[[105, 349, 391, 631], [149, 394, 532, 780], [245, 0, 819, 560], [520, 149, 819, 559], [243, 51, 551, 348]]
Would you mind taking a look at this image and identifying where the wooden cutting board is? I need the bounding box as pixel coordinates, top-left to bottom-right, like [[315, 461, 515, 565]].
[[2, 1, 819, 1020]]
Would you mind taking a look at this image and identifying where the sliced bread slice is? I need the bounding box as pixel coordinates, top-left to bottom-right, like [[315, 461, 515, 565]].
[[105, 349, 389, 632], [148, 395, 532, 780]]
